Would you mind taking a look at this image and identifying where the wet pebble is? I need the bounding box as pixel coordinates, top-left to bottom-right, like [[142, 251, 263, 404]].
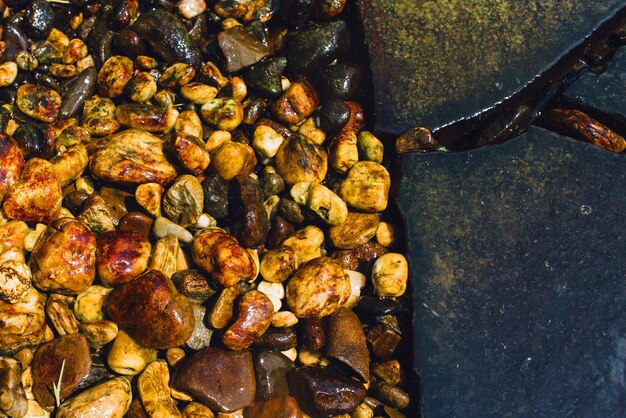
[[132, 9, 201, 68], [286, 256, 350, 318], [218, 25, 270, 73], [310, 62, 361, 100], [30, 218, 97, 294], [254, 326, 297, 351], [0, 133, 24, 203], [329, 212, 379, 249], [287, 20, 350, 72], [253, 349, 295, 400], [90, 129, 177, 186], [0, 288, 45, 354], [16, 84, 61, 122], [245, 395, 303, 418], [229, 174, 270, 248], [32, 333, 92, 407], [106, 269, 195, 349], [24, 0, 54, 40], [244, 57, 287, 98], [96, 231, 151, 287], [172, 347, 256, 413], [163, 174, 204, 228], [287, 365, 366, 416], [97, 55, 134, 98], [56, 377, 132, 418]]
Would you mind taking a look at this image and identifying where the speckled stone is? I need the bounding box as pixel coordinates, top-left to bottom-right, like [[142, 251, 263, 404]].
[[397, 127, 626, 418], [357, 0, 626, 135]]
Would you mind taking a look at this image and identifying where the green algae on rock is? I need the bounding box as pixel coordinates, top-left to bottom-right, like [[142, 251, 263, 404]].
[[357, 0, 626, 135]]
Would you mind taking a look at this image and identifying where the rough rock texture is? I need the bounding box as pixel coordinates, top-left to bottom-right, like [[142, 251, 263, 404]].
[[397, 127, 626, 417], [357, 0, 626, 135]]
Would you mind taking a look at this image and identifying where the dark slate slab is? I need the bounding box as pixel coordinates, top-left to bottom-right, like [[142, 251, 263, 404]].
[[357, 0, 626, 136], [396, 127, 626, 418], [563, 47, 626, 135]]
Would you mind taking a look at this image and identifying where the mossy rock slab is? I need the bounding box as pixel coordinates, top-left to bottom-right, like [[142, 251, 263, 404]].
[[397, 127, 626, 417], [358, 0, 626, 135], [563, 47, 626, 136]]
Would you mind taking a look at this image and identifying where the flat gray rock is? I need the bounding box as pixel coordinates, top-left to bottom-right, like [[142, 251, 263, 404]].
[[357, 0, 626, 136], [397, 126, 626, 418]]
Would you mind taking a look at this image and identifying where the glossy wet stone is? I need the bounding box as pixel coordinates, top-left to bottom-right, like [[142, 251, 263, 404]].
[[244, 57, 288, 98], [33, 333, 92, 407], [245, 395, 303, 418], [106, 269, 195, 349], [563, 47, 626, 136], [287, 20, 350, 73], [253, 349, 295, 400], [287, 365, 367, 416], [357, 0, 626, 135], [172, 347, 256, 413], [218, 25, 270, 73], [397, 127, 626, 418], [132, 9, 201, 68]]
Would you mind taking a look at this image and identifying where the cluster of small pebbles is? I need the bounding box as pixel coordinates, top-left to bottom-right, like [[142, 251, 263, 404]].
[[0, 1, 415, 418]]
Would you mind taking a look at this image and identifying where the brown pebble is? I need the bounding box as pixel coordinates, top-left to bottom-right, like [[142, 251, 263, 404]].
[[32, 333, 92, 407], [244, 395, 303, 418], [106, 269, 195, 349], [172, 347, 256, 413]]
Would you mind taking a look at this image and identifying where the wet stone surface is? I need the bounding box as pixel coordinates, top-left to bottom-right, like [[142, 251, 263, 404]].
[[397, 127, 626, 418], [563, 47, 626, 135], [357, 0, 626, 135]]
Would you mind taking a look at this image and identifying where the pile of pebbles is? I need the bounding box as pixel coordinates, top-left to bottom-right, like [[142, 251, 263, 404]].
[[0, 1, 418, 417]]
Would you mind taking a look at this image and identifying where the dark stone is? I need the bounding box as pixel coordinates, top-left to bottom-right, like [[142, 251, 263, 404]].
[[299, 317, 325, 352], [563, 47, 626, 136], [172, 347, 256, 413], [397, 127, 626, 418], [218, 26, 270, 74], [32, 334, 92, 407], [287, 20, 351, 73], [253, 349, 295, 401], [287, 366, 367, 416], [357, 0, 626, 136], [113, 28, 146, 58], [171, 269, 216, 303], [59, 67, 97, 120], [245, 57, 288, 98], [260, 171, 285, 199], [278, 197, 305, 224], [229, 174, 270, 248], [24, 0, 53, 40], [267, 216, 294, 249], [309, 63, 361, 101], [366, 323, 401, 361], [317, 98, 350, 134], [279, 0, 315, 26], [132, 9, 201, 68], [3, 14, 28, 62], [245, 396, 303, 418], [201, 172, 229, 220], [86, 20, 115, 68], [107, 0, 137, 30], [354, 295, 401, 319], [106, 269, 195, 349], [254, 326, 297, 351]]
